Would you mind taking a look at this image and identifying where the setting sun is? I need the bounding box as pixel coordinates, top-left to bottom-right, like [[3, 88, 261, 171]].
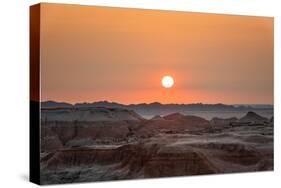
[[162, 76, 174, 88]]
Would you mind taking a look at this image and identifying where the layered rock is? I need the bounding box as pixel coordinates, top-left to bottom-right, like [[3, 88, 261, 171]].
[[150, 115, 164, 121], [239, 111, 268, 124], [41, 107, 144, 122], [40, 109, 273, 184], [210, 117, 238, 126]]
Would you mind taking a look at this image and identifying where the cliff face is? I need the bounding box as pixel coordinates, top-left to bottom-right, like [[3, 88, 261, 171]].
[[41, 144, 217, 179], [40, 108, 273, 184], [40, 132, 273, 184], [41, 120, 143, 151], [40, 110, 214, 152]]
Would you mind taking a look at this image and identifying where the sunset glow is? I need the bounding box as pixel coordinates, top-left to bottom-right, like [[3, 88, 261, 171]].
[[40, 4, 273, 104]]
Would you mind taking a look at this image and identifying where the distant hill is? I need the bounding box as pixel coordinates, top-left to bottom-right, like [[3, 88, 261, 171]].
[[41, 100, 273, 110], [41, 101, 273, 118], [41, 100, 73, 108], [41, 107, 144, 122], [239, 111, 268, 123]]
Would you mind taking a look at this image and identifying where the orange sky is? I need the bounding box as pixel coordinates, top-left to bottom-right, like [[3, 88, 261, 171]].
[[40, 3, 273, 104]]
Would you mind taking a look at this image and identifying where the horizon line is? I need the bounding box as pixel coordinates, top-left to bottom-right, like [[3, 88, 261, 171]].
[[40, 100, 274, 106]]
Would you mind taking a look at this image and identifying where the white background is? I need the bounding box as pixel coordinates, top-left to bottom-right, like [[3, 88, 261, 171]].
[[0, 0, 280, 187]]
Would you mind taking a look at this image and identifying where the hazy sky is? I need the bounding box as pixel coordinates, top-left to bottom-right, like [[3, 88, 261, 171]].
[[40, 3, 273, 104]]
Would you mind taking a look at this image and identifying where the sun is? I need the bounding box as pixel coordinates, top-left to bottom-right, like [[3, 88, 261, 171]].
[[161, 75, 174, 88]]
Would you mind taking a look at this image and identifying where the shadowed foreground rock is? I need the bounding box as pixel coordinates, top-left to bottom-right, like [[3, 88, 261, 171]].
[[40, 109, 273, 184]]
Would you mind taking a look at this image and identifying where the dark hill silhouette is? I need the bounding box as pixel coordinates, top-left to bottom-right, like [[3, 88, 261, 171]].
[[42, 100, 73, 108], [41, 107, 144, 122], [41, 101, 272, 119], [239, 111, 268, 123], [163, 113, 186, 120]]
